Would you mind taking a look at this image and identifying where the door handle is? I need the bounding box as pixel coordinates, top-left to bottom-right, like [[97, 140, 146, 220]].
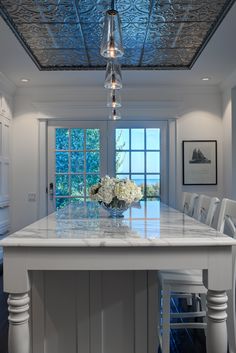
[[49, 182, 54, 200]]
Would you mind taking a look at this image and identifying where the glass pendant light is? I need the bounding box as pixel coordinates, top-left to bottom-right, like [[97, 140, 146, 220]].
[[104, 61, 122, 89], [109, 108, 121, 120], [107, 89, 122, 108], [100, 9, 124, 59]]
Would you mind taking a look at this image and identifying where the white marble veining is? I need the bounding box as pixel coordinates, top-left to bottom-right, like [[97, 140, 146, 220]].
[[1, 201, 236, 247]]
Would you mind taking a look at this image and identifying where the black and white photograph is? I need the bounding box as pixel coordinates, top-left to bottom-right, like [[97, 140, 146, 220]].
[[182, 140, 217, 185]]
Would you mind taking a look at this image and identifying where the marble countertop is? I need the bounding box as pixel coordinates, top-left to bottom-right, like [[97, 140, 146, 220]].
[[1, 201, 236, 247]]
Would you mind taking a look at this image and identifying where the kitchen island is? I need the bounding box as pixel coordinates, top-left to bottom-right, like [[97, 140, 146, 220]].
[[1, 201, 235, 353]]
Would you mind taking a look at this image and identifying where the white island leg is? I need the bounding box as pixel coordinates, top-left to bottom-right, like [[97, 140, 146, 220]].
[[206, 290, 228, 353], [8, 293, 30, 353]]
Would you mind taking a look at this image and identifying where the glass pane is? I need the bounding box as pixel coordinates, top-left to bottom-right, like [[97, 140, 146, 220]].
[[71, 128, 84, 150], [116, 151, 129, 173], [116, 129, 129, 150], [131, 152, 144, 173], [56, 175, 69, 196], [131, 174, 144, 196], [129, 200, 145, 218], [131, 129, 144, 150], [86, 129, 100, 150], [71, 175, 84, 197], [146, 129, 160, 150], [86, 152, 100, 172], [70, 198, 84, 204], [56, 128, 69, 150], [56, 152, 69, 173], [116, 174, 129, 180], [86, 174, 100, 195], [146, 175, 160, 198], [56, 198, 70, 210], [146, 200, 160, 216], [146, 152, 160, 173], [71, 152, 84, 173]]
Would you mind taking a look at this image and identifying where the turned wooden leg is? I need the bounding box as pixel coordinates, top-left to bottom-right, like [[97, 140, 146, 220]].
[[8, 293, 30, 353], [206, 290, 228, 353]]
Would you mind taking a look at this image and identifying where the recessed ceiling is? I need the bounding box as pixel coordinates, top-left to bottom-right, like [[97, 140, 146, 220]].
[[0, 0, 235, 71]]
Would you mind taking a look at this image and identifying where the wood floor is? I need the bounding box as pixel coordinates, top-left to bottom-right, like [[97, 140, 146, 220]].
[[0, 270, 207, 353]]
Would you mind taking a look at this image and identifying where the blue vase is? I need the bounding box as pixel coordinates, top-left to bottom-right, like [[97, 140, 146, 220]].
[[100, 201, 129, 217]]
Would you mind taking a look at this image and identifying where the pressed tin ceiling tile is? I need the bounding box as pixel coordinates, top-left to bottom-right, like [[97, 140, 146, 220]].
[[16, 23, 85, 49], [141, 47, 197, 67], [151, 1, 228, 23], [0, 0, 235, 70], [32, 48, 89, 68]]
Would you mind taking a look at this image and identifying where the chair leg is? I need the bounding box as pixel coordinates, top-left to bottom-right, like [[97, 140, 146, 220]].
[[187, 295, 193, 306], [157, 278, 161, 346], [162, 285, 171, 353], [200, 293, 207, 336], [227, 288, 236, 353]]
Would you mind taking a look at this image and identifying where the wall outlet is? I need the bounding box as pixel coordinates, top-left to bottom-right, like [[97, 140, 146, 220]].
[[28, 193, 36, 202]]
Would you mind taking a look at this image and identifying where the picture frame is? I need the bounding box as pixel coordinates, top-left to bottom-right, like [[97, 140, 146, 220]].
[[182, 140, 217, 185]]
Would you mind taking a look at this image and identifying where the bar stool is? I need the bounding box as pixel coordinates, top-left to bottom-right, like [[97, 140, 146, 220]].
[[157, 195, 220, 353], [216, 198, 236, 353]]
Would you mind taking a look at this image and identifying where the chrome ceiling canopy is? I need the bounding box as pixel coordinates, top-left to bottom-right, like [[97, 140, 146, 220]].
[[0, 0, 235, 70]]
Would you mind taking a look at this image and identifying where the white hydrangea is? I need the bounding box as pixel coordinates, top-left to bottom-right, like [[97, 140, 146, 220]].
[[90, 176, 142, 206], [114, 179, 143, 203]]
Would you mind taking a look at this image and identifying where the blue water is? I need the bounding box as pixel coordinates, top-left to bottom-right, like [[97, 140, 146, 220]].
[[132, 178, 159, 185]]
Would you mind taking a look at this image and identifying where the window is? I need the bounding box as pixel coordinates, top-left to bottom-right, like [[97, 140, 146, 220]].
[[54, 128, 101, 209], [46, 120, 169, 214], [115, 128, 161, 200]]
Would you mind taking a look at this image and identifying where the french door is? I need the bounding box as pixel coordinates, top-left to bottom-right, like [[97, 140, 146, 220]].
[[47, 121, 107, 214], [47, 120, 168, 213], [107, 121, 168, 205]]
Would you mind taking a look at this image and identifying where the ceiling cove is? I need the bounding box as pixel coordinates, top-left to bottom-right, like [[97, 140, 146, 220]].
[[0, 0, 235, 71]]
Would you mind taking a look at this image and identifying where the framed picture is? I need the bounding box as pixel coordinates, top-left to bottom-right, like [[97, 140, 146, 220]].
[[182, 140, 217, 185]]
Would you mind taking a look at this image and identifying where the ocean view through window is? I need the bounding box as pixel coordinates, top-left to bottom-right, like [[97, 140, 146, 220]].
[[115, 128, 160, 200]]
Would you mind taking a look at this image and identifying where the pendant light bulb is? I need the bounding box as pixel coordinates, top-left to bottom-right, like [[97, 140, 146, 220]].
[[111, 74, 116, 89], [104, 61, 122, 89], [109, 108, 121, 120], [109, 37, 115, 59], [107, 89, 121, 108], [100, 9, 124, 59], [112, 93, 116, 107]]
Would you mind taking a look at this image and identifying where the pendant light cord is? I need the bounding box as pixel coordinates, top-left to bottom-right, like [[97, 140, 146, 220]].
[[111, 0, 115, 10]]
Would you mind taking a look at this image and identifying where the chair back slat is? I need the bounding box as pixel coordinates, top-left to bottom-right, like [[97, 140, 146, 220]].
[[182, 192, 199, 217], [194, 195, 220, 226], [217, 198, 236, 238]]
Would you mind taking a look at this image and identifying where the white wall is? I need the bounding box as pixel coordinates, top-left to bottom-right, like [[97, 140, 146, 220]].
[[220, 67, 236, 200], [176, 91, 223, 209], [222, 87, 232, 198], [0, 74, 15, 236], [11, 85, 223, 231], [11, 98, 39, 231]]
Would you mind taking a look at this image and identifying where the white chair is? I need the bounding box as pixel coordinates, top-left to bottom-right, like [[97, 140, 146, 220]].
[[182, 192, 199, 216], [216, 198, 236, 353], [194, 194, 220, 225], [157, 195, 220, 353]]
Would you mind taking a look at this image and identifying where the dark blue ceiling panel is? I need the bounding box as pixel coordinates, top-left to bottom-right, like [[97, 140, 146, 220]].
[[0, 0, 235, 70], [32, 48, 89, 68]]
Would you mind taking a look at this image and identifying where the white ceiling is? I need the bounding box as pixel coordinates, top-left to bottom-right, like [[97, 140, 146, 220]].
[[1, 1, 236, 88]]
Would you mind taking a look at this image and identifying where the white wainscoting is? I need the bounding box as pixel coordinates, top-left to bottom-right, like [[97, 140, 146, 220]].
[[31, 270, 157, 353]]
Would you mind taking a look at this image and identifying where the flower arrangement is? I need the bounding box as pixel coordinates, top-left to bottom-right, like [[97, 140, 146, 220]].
[[89, 176, 142, 209]]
